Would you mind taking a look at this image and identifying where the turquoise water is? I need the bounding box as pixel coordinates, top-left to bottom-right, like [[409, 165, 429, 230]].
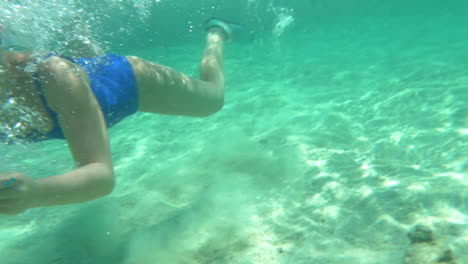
[[0, 1, 467, 263]]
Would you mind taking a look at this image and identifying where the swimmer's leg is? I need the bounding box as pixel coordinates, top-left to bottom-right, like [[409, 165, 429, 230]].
[[127, 27, 226, 117]]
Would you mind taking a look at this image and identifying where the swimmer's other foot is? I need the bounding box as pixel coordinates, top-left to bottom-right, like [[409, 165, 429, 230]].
[[203, 18, 252, 42]]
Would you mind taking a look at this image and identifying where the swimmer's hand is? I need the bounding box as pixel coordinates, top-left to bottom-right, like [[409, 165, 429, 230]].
[[0, 172, 39, 215]]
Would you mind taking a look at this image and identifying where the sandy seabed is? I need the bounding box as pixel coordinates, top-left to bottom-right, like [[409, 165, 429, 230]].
[[0, 13, 467, 264]]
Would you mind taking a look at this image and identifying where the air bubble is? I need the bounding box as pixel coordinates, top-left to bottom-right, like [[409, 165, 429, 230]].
[[24, 62, 38, 73]]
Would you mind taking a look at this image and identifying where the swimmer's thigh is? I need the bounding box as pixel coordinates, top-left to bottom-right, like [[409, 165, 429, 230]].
[[126, 56, 223, 117]]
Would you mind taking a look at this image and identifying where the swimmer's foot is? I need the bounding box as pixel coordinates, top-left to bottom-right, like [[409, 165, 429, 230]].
[[203, 18, 251, 42]]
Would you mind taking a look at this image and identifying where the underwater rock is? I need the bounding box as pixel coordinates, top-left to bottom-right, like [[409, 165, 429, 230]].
[[407, 224, 434, 244], [403, 224, 456, 264], [404, 244, 455, 264]]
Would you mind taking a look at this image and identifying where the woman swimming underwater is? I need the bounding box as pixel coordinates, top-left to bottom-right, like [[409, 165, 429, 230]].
[[0, 18, 236, 215]]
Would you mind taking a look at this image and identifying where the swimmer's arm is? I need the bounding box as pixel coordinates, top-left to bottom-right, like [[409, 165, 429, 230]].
[[33, 163, 114, 207], [31, 59, 114, 208]]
